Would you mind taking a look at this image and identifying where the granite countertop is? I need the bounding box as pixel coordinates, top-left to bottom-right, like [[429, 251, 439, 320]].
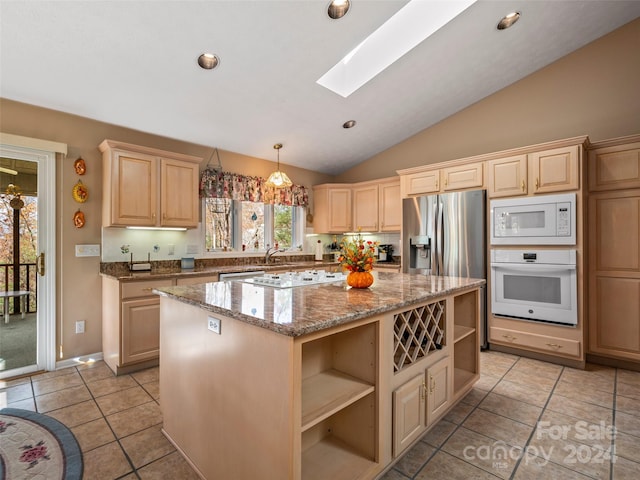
[[100, 260, 342, 281], [154, 272, 485, 337]]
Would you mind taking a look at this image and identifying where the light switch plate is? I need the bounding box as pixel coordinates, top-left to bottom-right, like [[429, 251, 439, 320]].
[[75, 244, 100, 257], [208, 316, 221, 335]]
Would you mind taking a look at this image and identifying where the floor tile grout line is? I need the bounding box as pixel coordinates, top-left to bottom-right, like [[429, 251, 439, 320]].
[[403, 353, 521, 480], [507, 363, 566, 480]]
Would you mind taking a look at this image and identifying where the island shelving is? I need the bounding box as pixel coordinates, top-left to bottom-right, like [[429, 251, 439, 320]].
[[154, 272, 484, 480]]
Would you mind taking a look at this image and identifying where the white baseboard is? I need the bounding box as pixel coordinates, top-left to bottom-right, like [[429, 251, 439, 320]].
[[55, 352, 104, 370]]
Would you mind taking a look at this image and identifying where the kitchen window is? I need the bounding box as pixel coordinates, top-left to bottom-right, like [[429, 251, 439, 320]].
[[204, 199, 304, 252]]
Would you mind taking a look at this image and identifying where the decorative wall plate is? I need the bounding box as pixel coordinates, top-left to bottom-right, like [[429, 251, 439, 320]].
[[74, 157, 86, 175], [72, 180, 88, 203], [73, 209, 85, 228]]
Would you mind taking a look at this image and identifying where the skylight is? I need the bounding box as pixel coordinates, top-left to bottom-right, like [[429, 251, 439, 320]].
[[317, 0, 478, 98]]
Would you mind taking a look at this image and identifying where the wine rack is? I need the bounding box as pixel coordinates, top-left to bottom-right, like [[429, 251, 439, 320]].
[[393, 300, 445, 372]]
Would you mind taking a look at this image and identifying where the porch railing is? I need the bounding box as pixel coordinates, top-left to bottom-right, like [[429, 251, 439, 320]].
[[0, 262, 38, 314]]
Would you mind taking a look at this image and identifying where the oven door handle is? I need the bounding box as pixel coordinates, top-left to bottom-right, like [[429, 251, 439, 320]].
[[491, 263, 576, 273]]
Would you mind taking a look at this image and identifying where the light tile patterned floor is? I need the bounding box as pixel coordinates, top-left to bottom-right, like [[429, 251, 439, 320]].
[[381, 351, 640, 480], [1, 350, 639, 479]]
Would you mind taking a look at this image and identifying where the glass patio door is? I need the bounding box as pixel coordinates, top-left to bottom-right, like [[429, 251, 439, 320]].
[[0, 143, 56, 379]]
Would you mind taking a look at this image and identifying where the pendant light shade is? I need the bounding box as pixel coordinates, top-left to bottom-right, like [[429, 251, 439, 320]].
[[265, 143, 292, 188]]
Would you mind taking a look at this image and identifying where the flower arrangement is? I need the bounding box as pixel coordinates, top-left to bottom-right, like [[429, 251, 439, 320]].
[[338, 230, 379, 272]]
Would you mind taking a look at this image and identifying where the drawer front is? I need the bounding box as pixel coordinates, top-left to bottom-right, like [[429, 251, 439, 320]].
[[490, 326, 580, 358], [122, 279, 174, 299]]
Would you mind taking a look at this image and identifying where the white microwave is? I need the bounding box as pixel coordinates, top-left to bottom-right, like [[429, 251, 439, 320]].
[[490, 193, 576, 245]]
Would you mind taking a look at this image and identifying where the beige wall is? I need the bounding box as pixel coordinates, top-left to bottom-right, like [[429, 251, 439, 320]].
[[0, 100, 332, 361], [336, 17, 640, 183]]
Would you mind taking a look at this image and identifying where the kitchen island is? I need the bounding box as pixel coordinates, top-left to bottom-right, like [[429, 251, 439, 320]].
[[154, 271, 484, 480]]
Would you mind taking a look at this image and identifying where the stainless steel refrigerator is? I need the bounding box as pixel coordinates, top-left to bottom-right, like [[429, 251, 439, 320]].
[[402, 189, 487, 347]]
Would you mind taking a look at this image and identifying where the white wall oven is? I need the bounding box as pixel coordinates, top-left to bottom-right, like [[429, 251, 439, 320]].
[[491, 249, 577, 326], [490, 193, 576, 245]]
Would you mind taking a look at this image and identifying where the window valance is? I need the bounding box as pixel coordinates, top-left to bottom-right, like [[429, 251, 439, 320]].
[[199, 169, 308, 207]]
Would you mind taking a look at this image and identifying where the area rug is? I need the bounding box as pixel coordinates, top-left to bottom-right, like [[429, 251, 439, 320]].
[[0, 408, 83, 480]]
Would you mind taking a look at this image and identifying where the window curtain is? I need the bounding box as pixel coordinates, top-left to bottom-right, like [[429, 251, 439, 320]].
[[199, 168, 308, 207]]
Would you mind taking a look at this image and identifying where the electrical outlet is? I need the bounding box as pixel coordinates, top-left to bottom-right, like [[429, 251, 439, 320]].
[[75, 320, 85, 334], [168, 244, 175, 256], [186, 244, 199, 255], [207, 316, 221, 335]]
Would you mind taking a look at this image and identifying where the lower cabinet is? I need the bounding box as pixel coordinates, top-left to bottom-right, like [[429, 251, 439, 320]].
[[102, 277, 174, 375], [392, 356, 451, 457]]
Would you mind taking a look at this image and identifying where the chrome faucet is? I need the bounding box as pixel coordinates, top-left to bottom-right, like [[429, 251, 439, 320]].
[[264, 245, 285, 264]]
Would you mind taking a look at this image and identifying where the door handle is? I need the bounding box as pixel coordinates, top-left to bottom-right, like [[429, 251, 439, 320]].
[[37, 252, 45, 276]]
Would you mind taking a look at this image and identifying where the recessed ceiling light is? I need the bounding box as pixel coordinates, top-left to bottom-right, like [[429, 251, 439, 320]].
[[317, 0, 477, 97], [327, 0, 350, 20], [343, 120, 356, 129], [497, 12, 520, 30], [197, 53, 220, 70]]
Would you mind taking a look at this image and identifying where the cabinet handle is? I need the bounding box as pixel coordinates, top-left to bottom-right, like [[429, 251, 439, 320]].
[[435, 180, 439, 189], [521, 180, 525, 192], [444, 178, 448, 187], [535, 178, 539, 190], [141, 287, 153, 292], [421, 380, 426, 400], [502, 334, 516, 340], [545, 343, 562, 349]]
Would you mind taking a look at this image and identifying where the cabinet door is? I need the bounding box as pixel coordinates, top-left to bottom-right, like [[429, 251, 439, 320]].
[[529, 145, 579, 193], [426, 356, 451, 426], [121, 297, 160, 365], [588, 142, 640, 192], [113, 152, 157, 226], [442, 163, 483, 191], [160, 158, 200, 227], [404, 170, 439, 196], [379, 180, 401, 232], [588, 191, 640, 361], [392, 374, 425, 457], [487, 155, 527, 198], [352, 185, 379, 231], [328, 188, 352, 232]]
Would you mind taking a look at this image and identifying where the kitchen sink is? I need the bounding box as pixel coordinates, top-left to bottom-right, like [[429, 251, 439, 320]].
[[239, 271, 347, 288]]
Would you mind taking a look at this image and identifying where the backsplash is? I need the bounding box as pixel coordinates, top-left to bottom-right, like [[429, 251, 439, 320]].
[[101, 224, 400, 263]]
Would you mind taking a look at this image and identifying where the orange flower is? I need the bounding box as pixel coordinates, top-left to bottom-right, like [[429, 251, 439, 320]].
[[338, 230, 379, 272]]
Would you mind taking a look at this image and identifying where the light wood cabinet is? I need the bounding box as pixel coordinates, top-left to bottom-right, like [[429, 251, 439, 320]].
[[490, 326, 581, 358], [588, 141, 640, 191], [100, 139, 201, 228], [441, 162, 483, 191], [488, 146, 581, 197], [392, 374, 425, 456], [379, 179, 401, 232], [528, 145, 580, 193], [102, 277, 174, 375], [487, 155, 528, 197], [402, 170, 440, 196], [312, 185, 352, 233], [352, 184, 379, 231], [426, 356, 451, 425], [588, 189, 640, 362]]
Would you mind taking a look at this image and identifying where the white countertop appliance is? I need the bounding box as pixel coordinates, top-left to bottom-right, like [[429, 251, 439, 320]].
[[491, 249, 577, 326]]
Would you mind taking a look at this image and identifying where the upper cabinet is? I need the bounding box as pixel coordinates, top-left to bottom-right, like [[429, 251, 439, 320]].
[[486, 155, 528, 198], [100, 140, 202, 228], [588, 140, 640, 191], [528, 145, 580, 194], [402, 170, 440, 196], [312, 184, 352, 233], [314, 178, 401, 234], [379, 179, 401, 232], [441, 162, 483, 192]]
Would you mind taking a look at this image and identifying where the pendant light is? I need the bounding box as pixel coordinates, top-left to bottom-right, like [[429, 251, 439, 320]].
[[265, 143, 292, 188]]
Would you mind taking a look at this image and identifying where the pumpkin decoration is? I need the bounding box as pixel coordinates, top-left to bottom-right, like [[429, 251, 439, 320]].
[[346, 271, 374, 289], [338, 229, 378, 289]]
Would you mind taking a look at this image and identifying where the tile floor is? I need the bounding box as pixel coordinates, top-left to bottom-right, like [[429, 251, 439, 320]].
[[0, 350, 639, 479]]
